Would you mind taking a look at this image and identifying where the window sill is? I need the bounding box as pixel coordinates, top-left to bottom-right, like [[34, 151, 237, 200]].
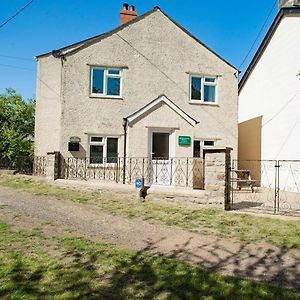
[[90, 94, 123, 100], [189, 100, 219, 107]]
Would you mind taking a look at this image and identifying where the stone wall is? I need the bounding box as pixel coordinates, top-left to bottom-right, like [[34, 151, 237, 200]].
[[204, 153, 226, 202], [203, 148, 232, 210], [45, 152, 60, 181]]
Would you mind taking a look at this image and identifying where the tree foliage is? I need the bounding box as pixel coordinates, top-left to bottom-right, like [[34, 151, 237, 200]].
[[0, 88, 35, 160]]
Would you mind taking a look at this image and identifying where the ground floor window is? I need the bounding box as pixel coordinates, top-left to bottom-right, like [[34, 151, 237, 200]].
[[193, 140, 215, 158], [89, 136, 118, 164]]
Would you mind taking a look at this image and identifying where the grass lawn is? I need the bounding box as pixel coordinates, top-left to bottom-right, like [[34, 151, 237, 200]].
[[0, 219, 299, 299], [0, 176, 300, 248]]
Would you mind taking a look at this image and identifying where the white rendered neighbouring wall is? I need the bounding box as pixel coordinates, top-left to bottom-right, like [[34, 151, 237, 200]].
[[239, 16, 300, 161]]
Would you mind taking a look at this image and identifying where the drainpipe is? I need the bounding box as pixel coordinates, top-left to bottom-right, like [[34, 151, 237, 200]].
[[122, 118, 128, 184]]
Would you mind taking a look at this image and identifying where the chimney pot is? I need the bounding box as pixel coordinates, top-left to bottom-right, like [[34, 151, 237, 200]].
[[279, 0, 300, 9], [120, 3, 137, 25]]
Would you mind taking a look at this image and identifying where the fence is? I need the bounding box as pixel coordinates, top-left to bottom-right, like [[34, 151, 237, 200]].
[[231, 160, 300, 214], [0, 156, 34, 175], [60, 157, 204, 188], [33, 156, 47, 176]]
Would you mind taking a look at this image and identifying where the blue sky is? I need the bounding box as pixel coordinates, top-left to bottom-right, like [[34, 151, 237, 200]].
[[0, 0, 278, 100]]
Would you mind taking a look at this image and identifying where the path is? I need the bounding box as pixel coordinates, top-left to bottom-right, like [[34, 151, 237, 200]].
[[0, 186, 299, 290]]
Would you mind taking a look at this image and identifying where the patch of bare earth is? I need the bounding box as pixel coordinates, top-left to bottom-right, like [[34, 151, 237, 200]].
[[0, 186, 299, 291]]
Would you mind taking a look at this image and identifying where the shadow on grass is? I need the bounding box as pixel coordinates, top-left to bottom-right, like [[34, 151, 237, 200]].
[[0, 237, 299, 300]]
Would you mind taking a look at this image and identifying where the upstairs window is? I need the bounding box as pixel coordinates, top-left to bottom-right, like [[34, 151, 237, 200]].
[[91, 68, 122, 97], [190, 75, 217, 104]]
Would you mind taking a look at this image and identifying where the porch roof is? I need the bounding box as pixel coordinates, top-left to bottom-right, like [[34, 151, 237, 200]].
[[125, 95, 199, 127]]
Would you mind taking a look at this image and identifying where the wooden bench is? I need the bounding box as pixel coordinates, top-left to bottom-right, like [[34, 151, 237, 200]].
[[232, 169, 256, 193]]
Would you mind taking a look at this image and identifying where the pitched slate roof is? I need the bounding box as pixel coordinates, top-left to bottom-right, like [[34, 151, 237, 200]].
[[239, 6, 300, 92], [36, 7, 237, 70]]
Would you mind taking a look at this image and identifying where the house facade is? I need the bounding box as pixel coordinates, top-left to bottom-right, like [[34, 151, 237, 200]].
[[239, 0, 300, 163], [35, 5, 238, 186]]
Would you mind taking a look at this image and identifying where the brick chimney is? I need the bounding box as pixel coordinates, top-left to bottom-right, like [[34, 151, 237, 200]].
[[120, 3, 137, 25], [279, 0, 300, 9]]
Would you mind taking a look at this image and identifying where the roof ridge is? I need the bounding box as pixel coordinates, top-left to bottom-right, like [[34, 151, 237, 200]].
[[239, 6, 300, 92], [36, 7, 159, 59], [36, 6, 237, 70]]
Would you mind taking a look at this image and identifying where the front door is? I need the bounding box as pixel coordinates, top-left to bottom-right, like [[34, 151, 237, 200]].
[[151, 131, 172, 185]]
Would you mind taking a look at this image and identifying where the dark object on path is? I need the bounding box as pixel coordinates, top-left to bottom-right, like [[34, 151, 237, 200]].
[[139, 185, 150, 199]]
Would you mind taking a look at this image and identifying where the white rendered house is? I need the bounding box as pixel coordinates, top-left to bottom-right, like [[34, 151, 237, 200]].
[[239, 0, 300, 162]]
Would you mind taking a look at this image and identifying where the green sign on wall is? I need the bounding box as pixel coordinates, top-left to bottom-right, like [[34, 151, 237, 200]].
[[178, 136, 191, 146]]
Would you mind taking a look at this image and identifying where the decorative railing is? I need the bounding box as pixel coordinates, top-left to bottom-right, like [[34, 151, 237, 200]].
[[231, 159, 300, 214], [0, 156, 34, 174], [33, 156, 47, 176], [60, 157, 204, 188]]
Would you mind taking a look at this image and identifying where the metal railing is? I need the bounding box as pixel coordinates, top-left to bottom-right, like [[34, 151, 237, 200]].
[[33, 156, 47, 176], [230, 160, 300, 214], [0, 156, 34, 174], [60, 157, 204, 188]]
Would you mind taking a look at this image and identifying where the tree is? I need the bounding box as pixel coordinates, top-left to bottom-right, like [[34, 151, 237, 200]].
[[0, 88, 35, 161]]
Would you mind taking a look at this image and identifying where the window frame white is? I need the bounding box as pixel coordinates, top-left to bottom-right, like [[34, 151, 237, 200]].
[[88, 135, 119, 166], [90, 67, 122, 99], [189, 74, 218, 105], [193, 139, 216, 158]]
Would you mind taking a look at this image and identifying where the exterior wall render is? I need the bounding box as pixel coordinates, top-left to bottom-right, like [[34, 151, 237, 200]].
[[34, 56, 62, 156], [239, 16, 300, 160], [35, 10, 238, 160]]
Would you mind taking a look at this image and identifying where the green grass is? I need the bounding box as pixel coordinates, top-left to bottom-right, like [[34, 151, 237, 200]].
[[0, 219, 299, 299], [0, 176, 300, 248]]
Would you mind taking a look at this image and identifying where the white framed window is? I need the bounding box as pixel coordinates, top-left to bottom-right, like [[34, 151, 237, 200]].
[[190, 75, 217, 104], [193, 140, 215, 158], [90, 67, 122, 98], [89, 136, 119, 164]]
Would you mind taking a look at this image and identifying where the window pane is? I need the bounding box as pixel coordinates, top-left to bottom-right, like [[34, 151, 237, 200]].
[[191, 77, 201, 100], [204, 85, 216, 102], [152, 133, 169, 159], [91, 137, 103, 142], [204, 140, 215, 146], [205, 77, 216, 83], [92, 69, 104, 94], [108, 69, 120, 75], [107, 138, 118, 163], [90, 145, 103, 164], [193, 141, 201, 158], [107, 77, 120, 96]]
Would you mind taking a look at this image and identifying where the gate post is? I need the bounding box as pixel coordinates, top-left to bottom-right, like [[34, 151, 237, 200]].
[[203, 147, 233, 210], [46, 151, 61, 181], [224, 147, 232, 211], [275, 160, 280, 214]]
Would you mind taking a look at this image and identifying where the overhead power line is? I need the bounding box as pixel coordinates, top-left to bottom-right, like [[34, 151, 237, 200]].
[[238, 0, 277, 71], [0, 63, 34, 71], [0, 0, 34, 30], [0, 54, 34, 61]]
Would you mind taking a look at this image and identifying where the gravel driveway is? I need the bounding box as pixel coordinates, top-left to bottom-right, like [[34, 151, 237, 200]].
[[0, 186, 299, 290]]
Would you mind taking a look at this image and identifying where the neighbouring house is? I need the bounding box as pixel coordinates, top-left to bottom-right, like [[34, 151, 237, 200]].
[[34, 4, 238, 188], [239, 0, 300, 164]]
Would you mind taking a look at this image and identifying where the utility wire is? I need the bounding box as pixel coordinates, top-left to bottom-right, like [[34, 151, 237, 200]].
[[0, 54, 34, 61], [263, 90, 300, 127], [238, 0, 277, 71], [0, 0, 34, 30], [116, 32, 238, 139], [0, 63, 34, 71]]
